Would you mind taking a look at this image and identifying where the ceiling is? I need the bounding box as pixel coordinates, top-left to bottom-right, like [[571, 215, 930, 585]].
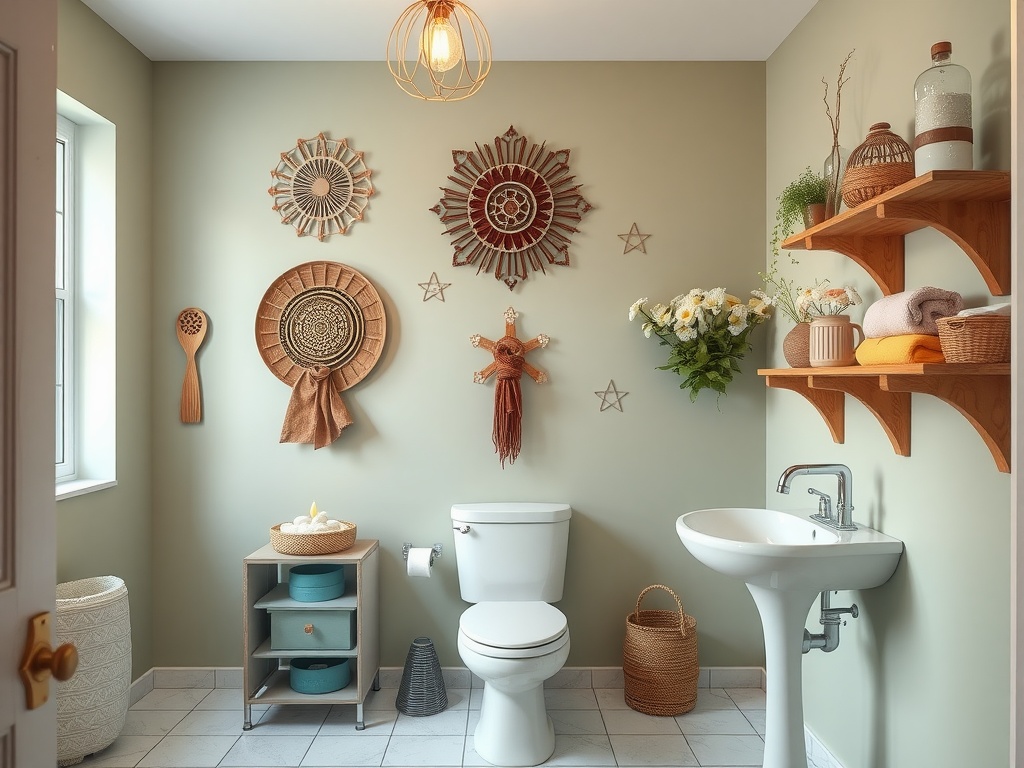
[[79, 0, 819, 62]]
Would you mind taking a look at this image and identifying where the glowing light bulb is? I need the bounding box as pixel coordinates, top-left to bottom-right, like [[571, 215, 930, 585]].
[[422, 14, 462, 73]]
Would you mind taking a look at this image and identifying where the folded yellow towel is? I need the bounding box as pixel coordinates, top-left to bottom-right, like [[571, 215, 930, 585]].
[[854, 335, 945, 365]]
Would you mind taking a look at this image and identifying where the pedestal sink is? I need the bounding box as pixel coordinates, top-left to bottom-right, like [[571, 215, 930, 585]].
[[676, 507, 903, 768]]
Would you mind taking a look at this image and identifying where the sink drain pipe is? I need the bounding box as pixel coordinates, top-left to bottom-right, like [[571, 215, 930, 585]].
[[803, 590, 859, 653]]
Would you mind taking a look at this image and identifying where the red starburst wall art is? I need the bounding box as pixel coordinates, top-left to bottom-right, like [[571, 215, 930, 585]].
[[431, 126, 592, 291]]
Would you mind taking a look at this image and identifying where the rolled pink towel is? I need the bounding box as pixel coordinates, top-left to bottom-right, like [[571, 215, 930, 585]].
[[862, 287, 963, 338]]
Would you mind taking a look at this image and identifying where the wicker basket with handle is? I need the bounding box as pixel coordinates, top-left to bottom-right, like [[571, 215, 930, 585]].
[[623, 584, 699, 716], [936, 314, 1010, 363], [269, 521, 357, 555]]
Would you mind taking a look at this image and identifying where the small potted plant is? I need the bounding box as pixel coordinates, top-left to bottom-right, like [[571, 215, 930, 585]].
[[771, 167, 829, 257]]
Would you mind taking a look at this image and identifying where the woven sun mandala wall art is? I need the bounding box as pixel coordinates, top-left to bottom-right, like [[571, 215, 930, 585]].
[[431, 126, 592, 291], [255, 261, 386, 449], [268, 132, 374, 241]]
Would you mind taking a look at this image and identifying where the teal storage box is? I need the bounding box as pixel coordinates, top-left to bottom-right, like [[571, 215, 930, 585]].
[[270, 609, 356, 651], [288, 564, 345, 602], [289, 658, 351, 694]]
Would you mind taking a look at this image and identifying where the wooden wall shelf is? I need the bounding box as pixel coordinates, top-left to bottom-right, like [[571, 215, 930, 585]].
[[780, 170, 1011, 296], [760, 365, 1011, 473]]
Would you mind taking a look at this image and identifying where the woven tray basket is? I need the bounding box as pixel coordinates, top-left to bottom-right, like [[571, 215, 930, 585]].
[[936, 314, 1010, 364], [269, 521, 357, 555], [623, 584, 699, 716]]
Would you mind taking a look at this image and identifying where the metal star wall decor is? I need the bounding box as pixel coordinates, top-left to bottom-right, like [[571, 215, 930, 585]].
[[595, 380, 628, 412], [268, 132, 374, 241], [471, 307, 549, 466], [419, 272, 451, 302], [431, 126, 592, 291], [619, 223, 650, 254]]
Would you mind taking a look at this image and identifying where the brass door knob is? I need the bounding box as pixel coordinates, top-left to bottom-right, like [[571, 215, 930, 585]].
[[19, 612, 79, 709], [304, 623, 314, 634], [28, 642, 79, 681]]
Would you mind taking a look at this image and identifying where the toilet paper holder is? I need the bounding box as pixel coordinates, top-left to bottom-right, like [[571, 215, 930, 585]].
[[402, 543, 443, 565]]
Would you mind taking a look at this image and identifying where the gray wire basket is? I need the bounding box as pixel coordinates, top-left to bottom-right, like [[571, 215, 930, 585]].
[[396, 636, 448, 716]]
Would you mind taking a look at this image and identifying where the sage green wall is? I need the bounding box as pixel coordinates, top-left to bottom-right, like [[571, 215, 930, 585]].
[[766, 1, 1011, 765], [55, 0, 155, 678], [149, 60, 769, 668]]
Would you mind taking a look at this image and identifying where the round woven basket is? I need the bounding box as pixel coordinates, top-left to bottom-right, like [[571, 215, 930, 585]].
[[841, 122, 915, 208], [269, 522, 357, 555], [936, 314, 1010, 363]]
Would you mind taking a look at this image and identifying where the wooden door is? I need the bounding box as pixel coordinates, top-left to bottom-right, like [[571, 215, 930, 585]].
[[0, 0, 58, 765]]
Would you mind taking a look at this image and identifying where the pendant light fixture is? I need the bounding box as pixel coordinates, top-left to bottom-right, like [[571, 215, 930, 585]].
[[387, 0, 491, 102]]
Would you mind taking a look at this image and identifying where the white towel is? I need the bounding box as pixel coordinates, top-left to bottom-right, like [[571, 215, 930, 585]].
[[957, 302, 1011, 317], [862, 287, 964, 338]]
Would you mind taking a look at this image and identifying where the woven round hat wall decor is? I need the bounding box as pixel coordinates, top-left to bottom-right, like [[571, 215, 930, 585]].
[[255, 261, 386, 449]]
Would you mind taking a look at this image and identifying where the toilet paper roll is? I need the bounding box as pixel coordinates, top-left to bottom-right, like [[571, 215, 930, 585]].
[[406, 547, 434, 578]]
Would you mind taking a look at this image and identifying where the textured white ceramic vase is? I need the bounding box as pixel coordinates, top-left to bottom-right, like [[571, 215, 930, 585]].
[[56, 576, 131, 767], [809, 315, 864, 367]]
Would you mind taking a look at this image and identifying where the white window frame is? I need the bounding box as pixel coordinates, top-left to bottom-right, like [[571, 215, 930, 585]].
[[56, 114, 76, 481], [55, 92, 117, 501]]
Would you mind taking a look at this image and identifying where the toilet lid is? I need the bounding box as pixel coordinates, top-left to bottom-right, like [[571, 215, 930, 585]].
[[460, 602, 567, 649]]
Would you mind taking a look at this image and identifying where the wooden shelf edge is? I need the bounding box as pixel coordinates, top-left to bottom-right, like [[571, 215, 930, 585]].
[[759, 363, 1009, 377]]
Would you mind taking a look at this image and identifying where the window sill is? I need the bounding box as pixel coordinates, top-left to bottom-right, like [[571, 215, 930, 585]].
[[56, 478, 117, 501]]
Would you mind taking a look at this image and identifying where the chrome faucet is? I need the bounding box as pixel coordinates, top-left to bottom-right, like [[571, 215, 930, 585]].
[[776, 463, 856, 530]]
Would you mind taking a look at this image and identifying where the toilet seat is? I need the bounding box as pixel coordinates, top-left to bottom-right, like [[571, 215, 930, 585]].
[[459, 601, 568, 659]]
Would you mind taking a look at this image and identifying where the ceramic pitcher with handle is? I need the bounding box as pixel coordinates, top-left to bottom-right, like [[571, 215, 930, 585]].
[[809, 315, 864, 367]]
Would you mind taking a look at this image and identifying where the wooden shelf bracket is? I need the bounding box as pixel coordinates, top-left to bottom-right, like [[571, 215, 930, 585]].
[[881, 373, 1010, 473], [876, 200, 1011, 296], [764, 374, 845, 444], [809, 375, 912, 457], [800, 234, 906, 296]]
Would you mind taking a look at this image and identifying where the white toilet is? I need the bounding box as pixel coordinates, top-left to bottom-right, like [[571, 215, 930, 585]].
[[451, 502, 572, 767]]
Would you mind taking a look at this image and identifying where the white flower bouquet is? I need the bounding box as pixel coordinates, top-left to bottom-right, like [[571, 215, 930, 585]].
[[761, 256, 861, 324], [629, 287, 773, 402]]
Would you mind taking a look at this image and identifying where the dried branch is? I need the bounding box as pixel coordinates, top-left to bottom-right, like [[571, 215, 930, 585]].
[[823, 49, 854, 151], [822, 50, 855, 216]]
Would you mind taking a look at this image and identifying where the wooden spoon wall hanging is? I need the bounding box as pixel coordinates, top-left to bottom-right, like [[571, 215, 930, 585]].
[[177, 307, 208, 423]]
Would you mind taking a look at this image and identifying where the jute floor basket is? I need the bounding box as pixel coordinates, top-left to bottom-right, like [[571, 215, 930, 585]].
[[623, 584, 699, 716]]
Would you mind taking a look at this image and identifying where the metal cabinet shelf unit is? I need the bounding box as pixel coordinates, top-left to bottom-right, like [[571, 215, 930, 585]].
[[242, 539, 380, 730]]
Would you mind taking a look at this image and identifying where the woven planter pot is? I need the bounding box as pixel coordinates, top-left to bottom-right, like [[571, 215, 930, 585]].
[[56, 576, 132, 767], [782, 323, 812, 368]]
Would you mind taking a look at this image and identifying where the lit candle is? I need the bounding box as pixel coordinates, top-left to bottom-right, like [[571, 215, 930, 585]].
[[309, 501, 318, 519]]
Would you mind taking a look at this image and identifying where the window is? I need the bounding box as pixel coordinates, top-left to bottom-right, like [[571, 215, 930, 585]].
[[55, 93, 117, 500], [56, 115, 76, 480]]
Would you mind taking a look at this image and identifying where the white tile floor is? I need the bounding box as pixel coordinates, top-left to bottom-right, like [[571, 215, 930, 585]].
[[76, 684, 766, 768]]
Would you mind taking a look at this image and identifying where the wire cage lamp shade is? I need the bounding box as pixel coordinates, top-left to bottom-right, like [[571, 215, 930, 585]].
[[387, 0, 492, 102]]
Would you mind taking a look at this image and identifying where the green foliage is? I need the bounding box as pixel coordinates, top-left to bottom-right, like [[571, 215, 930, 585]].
[[656, 317, 754, 403], [771, 167, 829, 257]]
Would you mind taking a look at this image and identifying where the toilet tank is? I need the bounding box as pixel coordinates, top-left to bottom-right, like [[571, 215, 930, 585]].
[[451, 502, 571, 603]]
